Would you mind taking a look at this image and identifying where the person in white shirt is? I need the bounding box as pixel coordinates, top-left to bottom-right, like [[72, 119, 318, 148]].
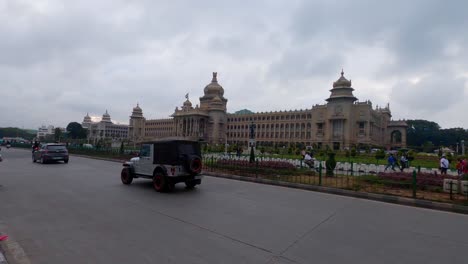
[[440, 155, 449, 175], [304, 152, 314, 169], [399, 155, 408, 172]]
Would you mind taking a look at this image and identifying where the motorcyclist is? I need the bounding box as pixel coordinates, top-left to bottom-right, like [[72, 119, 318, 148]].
[[32, 141, 40, 153]]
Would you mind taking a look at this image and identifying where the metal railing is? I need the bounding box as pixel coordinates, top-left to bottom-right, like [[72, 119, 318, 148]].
[[202, 155, 468, 205]]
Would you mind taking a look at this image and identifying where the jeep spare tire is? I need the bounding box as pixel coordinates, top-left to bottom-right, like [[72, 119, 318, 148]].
[[188, 156, 202, 174]]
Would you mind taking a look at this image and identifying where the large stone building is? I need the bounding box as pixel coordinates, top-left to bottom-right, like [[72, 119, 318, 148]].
[[226, 71, 407, 150], [124, 71, 407, 150]]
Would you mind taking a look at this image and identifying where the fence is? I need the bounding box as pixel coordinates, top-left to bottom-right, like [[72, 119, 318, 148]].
[[202, 155, 468, 205]]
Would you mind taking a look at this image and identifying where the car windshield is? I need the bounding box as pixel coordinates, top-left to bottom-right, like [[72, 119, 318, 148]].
[[47, 145, 66, 151]]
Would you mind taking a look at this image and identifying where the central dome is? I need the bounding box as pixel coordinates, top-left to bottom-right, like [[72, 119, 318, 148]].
[[203, 72, 224, 97]]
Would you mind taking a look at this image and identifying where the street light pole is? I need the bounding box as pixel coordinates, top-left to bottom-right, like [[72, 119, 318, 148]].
[[224, 132, 228, 156], [249, 120, 256, 163], [462, 140, 465, 156]]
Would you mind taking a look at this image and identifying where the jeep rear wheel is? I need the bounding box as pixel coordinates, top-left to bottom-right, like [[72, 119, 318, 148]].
[[153, 172, 166, 192], [121, 168, 133, 185]]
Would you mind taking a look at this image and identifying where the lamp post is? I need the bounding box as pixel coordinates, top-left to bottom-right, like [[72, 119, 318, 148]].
[[249, 120, 256, 163], [224, 132, 228, 156], [456, 142, 459, 154], [462, 140, 465, 156]]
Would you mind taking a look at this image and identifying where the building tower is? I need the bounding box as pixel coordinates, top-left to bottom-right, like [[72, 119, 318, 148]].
[[129, 103, 145, 142], [82, 113, 92, 129], [325, 70, 358, 150], [199, 72, 228, 144], [101, 110, 112, 123]]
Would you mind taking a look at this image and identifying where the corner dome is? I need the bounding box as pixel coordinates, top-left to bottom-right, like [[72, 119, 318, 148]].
[[133, 103, 142, 112], [101, 110, 112, 123], [183, 99, 192, 107], [333, 69, 352, 88], [83, 113, 92, 122]]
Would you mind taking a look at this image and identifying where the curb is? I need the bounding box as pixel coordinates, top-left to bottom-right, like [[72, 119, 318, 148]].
[[0, 251, 7, 264], [0, 225, 31, 264], [71, 154, 468, 214]]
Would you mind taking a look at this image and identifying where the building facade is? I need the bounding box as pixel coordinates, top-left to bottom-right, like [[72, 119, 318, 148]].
[[227, 71, 407, 149], [83, 110, 129, 142], [124, 71, 407, 150]]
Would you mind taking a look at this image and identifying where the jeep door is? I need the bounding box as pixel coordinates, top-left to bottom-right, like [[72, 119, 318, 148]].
[[134, 144, 153, 176]]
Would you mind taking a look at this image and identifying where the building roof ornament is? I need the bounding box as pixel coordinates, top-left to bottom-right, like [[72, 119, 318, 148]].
[[333, 69, 352, 88], [327, 70, 357, 102]]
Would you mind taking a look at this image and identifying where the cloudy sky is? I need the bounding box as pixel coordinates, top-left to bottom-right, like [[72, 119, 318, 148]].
[[1, 0, 467, 129]]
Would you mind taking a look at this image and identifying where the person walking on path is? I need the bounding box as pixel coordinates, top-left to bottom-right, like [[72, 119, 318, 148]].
[[456, 158, 465, 176], [399, 155, 408, 172], [440, 155, 449, 175], [384, 153, 397, 171]]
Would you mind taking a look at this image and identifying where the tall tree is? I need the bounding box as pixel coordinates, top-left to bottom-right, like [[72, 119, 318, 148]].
[[66, 122, 87, 139], [54, 127, 62, 142]]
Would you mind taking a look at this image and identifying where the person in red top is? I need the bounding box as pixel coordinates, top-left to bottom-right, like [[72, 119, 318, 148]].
[[463, 158, 468, 175], [456, 158, 465, 176]]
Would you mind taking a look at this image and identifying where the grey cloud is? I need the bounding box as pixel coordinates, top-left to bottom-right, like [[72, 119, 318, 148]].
[[0, 0, 467, 129]]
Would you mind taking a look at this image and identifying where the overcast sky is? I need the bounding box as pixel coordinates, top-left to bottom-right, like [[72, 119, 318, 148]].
[[1, 0, 467, 130]]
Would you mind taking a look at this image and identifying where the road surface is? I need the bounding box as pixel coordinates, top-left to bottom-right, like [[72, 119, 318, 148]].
[[0, 148, 467, 264]]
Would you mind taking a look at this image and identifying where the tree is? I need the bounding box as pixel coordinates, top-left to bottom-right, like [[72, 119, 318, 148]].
[[325, 152, 337, 177], [54, 128, 62, 142], [375, 149, 385, 164], [350, 147, 357, 158], [66, 122, 87, 139], [120, 141, 124, 155]]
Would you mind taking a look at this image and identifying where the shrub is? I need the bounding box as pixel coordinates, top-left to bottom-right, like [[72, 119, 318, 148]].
[[377, 172, 459, 188], [326, 152, 337, 176]]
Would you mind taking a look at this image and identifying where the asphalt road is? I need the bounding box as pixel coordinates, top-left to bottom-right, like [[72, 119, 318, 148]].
[[1, 148, 467, 264]]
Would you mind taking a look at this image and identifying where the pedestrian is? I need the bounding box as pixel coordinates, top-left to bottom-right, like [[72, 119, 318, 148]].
[[456, 158, 464, 176], [304, 152, 314, 169], [384, 153, 397, 171], [463, 158, 468, 175], [440, 155, 449, 175], [236, 147, 242, 157], [399, 154, 408, 172], [300, 149, 306, 159]]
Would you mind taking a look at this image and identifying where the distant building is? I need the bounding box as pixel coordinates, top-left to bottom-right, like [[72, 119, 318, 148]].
[[83, 110, 129, 142], [37, 125, 65, 140]]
